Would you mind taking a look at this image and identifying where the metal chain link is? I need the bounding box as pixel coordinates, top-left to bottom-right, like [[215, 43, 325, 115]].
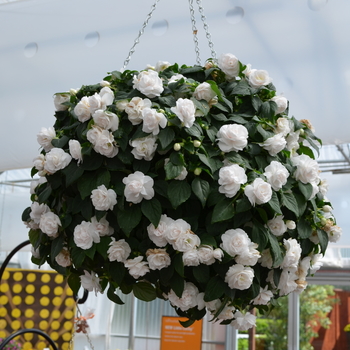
[[188, 0, 201, 65], [122, 0, 161, 70], [196, 0, 217, 61]]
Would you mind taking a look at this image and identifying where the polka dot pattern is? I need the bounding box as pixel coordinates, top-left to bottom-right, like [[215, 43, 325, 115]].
[[0, 268, 75, 349]]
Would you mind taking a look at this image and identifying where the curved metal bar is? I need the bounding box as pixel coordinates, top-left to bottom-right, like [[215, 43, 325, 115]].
[[0, 239, 30, 283], [74, 287, 89, 304], [0, 328, 58, 350]]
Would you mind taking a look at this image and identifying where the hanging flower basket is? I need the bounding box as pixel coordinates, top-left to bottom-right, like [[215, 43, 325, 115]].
[[22, 53, 341, 330]]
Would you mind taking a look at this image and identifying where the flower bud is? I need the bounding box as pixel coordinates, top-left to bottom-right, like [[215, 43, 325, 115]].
[[322, 205, 332, 213], [320, 218, 327, 226], [69, 88, 77, 95], [193, 140, 201, 148], [194, 168, 202, 176], [286, 220, 296, 230], [174, 143, 181, 151]]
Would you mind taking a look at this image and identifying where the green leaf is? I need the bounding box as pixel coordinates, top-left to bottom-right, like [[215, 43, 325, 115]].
[[235, 197, 252, 213], [84, 244, 96, 260], [133, 282, 157, 302], [230, 79, 251, 96], [22, 207, 31, 222], [211, 198, 235, 223], [252, 221, 269, 250], [191, 178, 210, 207], [197, 153, 221, 174], [170, 272, 185, 298], [268, 234, 284, 267], [167, 181, 191, 209], [110, 261, 126, 285], [37, 184, 52, 204], [96, 236, 112, 260], [179, 319, 195, 328], [191, 97, 209, 116], [141, 198, 162, 227], [164, 161, 183, 180], [107, 285, 125, 305], [77, 169, 111, 199], [62, 161, 84, 187], [204, 276, 225, 301], [267, 191, 282, 215], [173, 252, 184, 277], [260, 101, 277, 119], [50, 235, 65, 261], [193, 265, 210, 284], [170, 151, 185, 166], [184, 123, 203, 138], [117, 204, 142, 236], [281, 192, 299, 217], [67, 273, 81, 296], [317, 229, 328, 255], [158, 127, 175, 149], [51, 135, 69, 148], [298, 182, 313, 200], [297, 217, 313, 239], [80, 152, 104, 171]]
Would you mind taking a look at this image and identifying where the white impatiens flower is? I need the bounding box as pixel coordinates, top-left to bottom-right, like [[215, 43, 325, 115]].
[[251, 286, 274, 305], [221, 228, 251, 257], [147, 214, 173, 247], [231, 310, 257, 331], [155, 60, 171, 72], [291, 154, 320, 185], [225, 264, 254, 290], [44, 148, 72, 174], [30, 202, 50, 224], [146, 248, 171, 270], [259, 249, 274, 269], [281, 238, 302, 269], [107, 238, 131, 262], [173, 231, 201, 252], [133, 70, 164, 98], [87, 126, 119, 158], [278, 268, 298, 296], [91, 216, 114, 236], [248, 69, 272, 88], [260, 133, 287, 156], [122, 171, 154, 204], [165, 218, 192, 245], [74, 96, 91, 122], [218, 53, 240, 81], [124, 256, 150, 279], [328, 225, 342, 243], [182, 249, 200, 266], [217, 124, 249, 152], [271, 96, 288, 115], [130, 135, 157, 161], [167, 282, 199, 311], [244, 178, 272, 206], [90, 185, 117, 211], [80, 270, 102, 296], [171, 98, 196, 128], [73, 221, 100, 250], [141, 108, 167, 135], [125, 97, 152, 125], [54, 93, 70, 111], [197, 245, 215, 265], [264, 161, 289, 191], [218, 164, 247, 198], [55, 247, 72, 267], [267, 215, 287, 237], [194, 82, 216, 102], [39, 211, 61, 238], [37, 127, 56, 152], [92, 109, 119, 131], [235, 242, 260, 266], [69, 139, 83, 164], [275, 117, 291, 136]]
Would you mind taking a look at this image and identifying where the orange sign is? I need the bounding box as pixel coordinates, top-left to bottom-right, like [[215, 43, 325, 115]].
[[160, 316, 203, 350]]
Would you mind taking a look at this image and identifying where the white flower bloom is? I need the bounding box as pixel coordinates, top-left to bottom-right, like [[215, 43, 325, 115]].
[[30, 177, 46, 195], [39, 211, 61, 238], [147, 214, 173, 247], [124, 256, 150, 279], [31, 245, 41, 259], [167, 282, 199, 311], [92, 109, 119, 131], [91, 216, 114, 236], [275, 117, 291, 137], [87, 126, 119, 158], [123, 171, 154, 204], [271, 96, 288, 115], [74, 221, 100, 250], [259, 249, 274, 269], [218, 53, 240, 81], [37, 127, 56, 152], [99, 86, 114, 109], [55, 247, 72, 267], [286, 130, 300, 154], [218, 164, 247, 198], [328, 225, 342, 243], [242, 63, 252, 76], [146, 248, 171, 270], [278, 268, 298, 296], [80, 270, 102, 296], [221, 228, 250, 257], [248, 69, 272, 88], [291, 154, 320, 185], [100, 80, 110, 87], [231, 310, 257, 331], [133, 70, 164, 98], [130, 135, 157, 161], [155, 61, 171, 72], [74, 96, 91, 122], [171, 98, 196, 128], [217, 305, 235, 320], [107, 238, 131, 262], [261, 133, 287, 156], [116, 99, 128, 111], [297, 256, 311, 282], [264, 161, 289, 191], [205, 299, 221, 313], [69, 139, 83, 164], [319, 179, 329, 196], [91, 185, 117, 211], [217, 124, 249, 152], [33, 154, 46, 173], [44, 148, 72, 174], [54, 93, 70, 111], [141, 108, 167, 135], [244, 178, 272, 206], [225, 264, 254, 290], [235, 242, 260, 266], [168, 73, 185, 84], [182, 249, 200, 266], [281, 238, 302, 269], [165, 218, 191, 244], [267, 216, 287, 237], [30, 202, 50, 224], [213, 248, 224, 261], [198, 245, 215, 265], [173, 232, 201, 252], [125, 97, 152, 125], [194, 82, 216, 102], [310, 253, 323, 274], [88, 93, 102, 114], [252, 286, 273, 305]]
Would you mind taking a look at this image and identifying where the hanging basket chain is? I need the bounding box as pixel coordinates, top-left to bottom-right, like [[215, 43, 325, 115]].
[[188, 0, 201, 65], [122, 0, 161, 70], [196, 0, 217, 61]]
